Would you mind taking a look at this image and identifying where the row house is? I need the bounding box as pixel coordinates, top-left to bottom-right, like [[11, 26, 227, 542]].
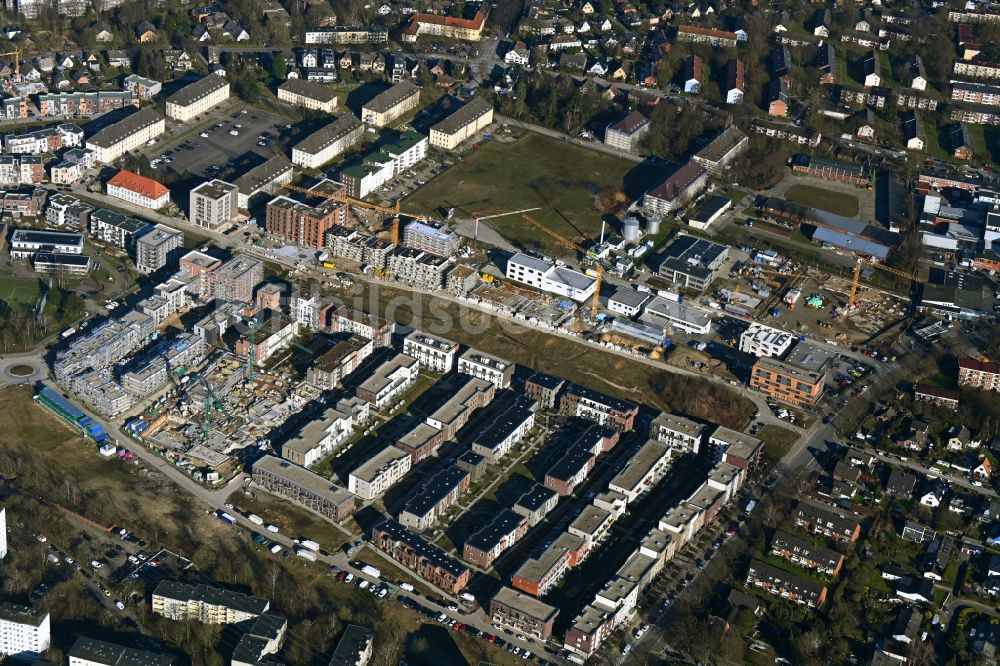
[[752, 121, 821, 146], [795, 501, 862, 543], [370, 519, 470, 594], [746, 559, 828, 607], [895, 88, 940, 110], [676, 25, 738, 47], [770, 530, 845, 576], [36, 90, 137, 116]]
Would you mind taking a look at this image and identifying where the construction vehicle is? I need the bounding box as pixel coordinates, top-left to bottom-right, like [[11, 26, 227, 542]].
[[519, 213, 606, 320], [848, 258, 926, 308]]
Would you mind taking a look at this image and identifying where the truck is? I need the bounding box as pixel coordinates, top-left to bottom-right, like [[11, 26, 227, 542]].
[[361, 564, 381, 579], [300, 539, 320, 552], [295, 548, 317, 562], [247, 514, 264, 526], [217, 511, 236, 525], [322, 261, 336, 270], [399, 582, 415, 592], [270, 544, 282, 554]]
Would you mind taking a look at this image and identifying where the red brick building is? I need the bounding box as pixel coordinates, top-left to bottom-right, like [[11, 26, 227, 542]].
[[265, 194, 346, 249], [370, 519, 470, 594]]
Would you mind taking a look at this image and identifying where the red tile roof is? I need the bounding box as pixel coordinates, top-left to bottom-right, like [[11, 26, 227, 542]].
[[108, 169, 170, 200], [608, 110, 649, 135], [406, 10, 486, 33], [959, 357, 1000, 374], [728, 59, 746, 91]]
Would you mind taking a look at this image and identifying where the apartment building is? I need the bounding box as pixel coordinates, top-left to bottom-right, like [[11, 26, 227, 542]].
[[608, 440, 671, 502], [123, 74, 162, 100], [330, 306, 394, 346], [0, 603, 50, 661], [265, 195, 346, 249], [326, 625, 372, 666], [106, 169, 171, 209], [958, 357, 1000, 390], [424, 376, 496, 439], [955, 59, 1000, 79], [642, 161, 708, 216], [470, 395, 537, 463], [795, 501, 861, 543], [235, 315, 298, 366], [952, 80, 1000, 105], [457, 347, 514, 388], [89, 208, 151, 250], [10, 229, 84, 260], [708, 426, 763, 470], [560, 384, 638, 431], [165, 74, 230, 122], [251, 454, 356, 522], [505, 253, 597, 302], [770, 530, 845, 576], [398, 466, 470, 530], [291, 113, 364, 168], [750, 356, 826, 406], [490, 587, 559, 640], [739, 322, 795, 357], [135, 224, 183, 274], [429, 96, 494, 150], [513, 483, 559, 527], [726, 59, 746, 104], [277, 79, 338, 112], [121, 334, 206, 396], [303, 25, 389, 44], [397, 423, 446, 463], [524, 372, 566, 410], [650, 412, 705, 455], [604, 110, 650, 152], [676, 24, 738, 47], [212, 255, 263, 303], [68, 637, 174, 666], [463, 509, 528, 568], [370, 519, 470, 593], [37, 90, 138, 116], [152, 581, 269, 624], [403, 330, 459, 372], [280, 396, 369, 467], [305, 335, 374, 389], [512, 532, 584, 597], [0, 506, 6, 559], [403, 220, 462, 256], [86, 107, 165, 163], [545, 444, 597, 496], [355, 353, 419, 409], [564, 605, 614, 658], [746, 559, 828, 607], [402, 8, 486, 41], [46, 193, 92, 230], [189, 179, 238, 231], [348, 445, 412, 500], [234, 156, 294, 209], [327, 228, 396, 269], [361, 80, 421, 127], [0, 155, 42, 185], [386, 247, 451, 289]]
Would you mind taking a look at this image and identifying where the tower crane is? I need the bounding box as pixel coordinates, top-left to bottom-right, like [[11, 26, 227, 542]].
[[282, 183, 432, 246], [0, 49, 22, 78], [469, 207, 542, 244], [239, 314, 260, 382], [519, 213, 606, 320], [187, 372, 226, 441], [849, 258, 925, 308]]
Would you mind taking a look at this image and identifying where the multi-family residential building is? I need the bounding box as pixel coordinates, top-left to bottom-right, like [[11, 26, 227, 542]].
[[708, 426, 763, 470], [330, 306, 394, 346], [429, 96, 494, 150], [305, 336, 374, 390], [750, 356, 826, 406], [277, 78, 338, 113], [604, 110, 650, 152], [361, 80, 421, 127], [513, 483, 559, 527], [234, 156, 294, 209], [291, 112, 364, 168], [512, 532, 584, 597], [470, 395, 537, 463], [650, 412, 705, 456], [608, 439, 671, 501], [397, 466, 470, 530], [10, 229, 85, 260], [560, 384, 638, 431], [0, 603, 50, 661], [655, 233, 729, 291], [505, 253, 597, 302], [36, 90, 138, 116], [422, 376, 496, 440], [676, 24, 738, 47], [212, 255, 263, 303], [401, 9, 486, 42], [189, 180, 238, 231], [386, 247, 451, 289], [134, 224, 183, 274], [402, 220, 461, 256], [5, 124, 84, 155], [265, 194, 346, 249], [524, 372, 566, 410], [739, 322, 795, 357], [326, 625, 372, 666], [251, 454, 356, 522], [0, 506, 6, 559], [457, 347, 514, 388], [123, 74, 162, 100], [958, 357, 1000, 390], [795, 501, 861, 543], [348, 445, 412, 500], [165, 74, 230, 122], [770, 530, 845, 576], [355, 353, 419, 409], [746, 559, 828, 607], [463, 509, 528, 568], [725, 59, 746, 104], [489, 587, 559, 640], [370, 518, 470, 593], [106, 170, 171, 209], [303, 25, 389, 44], [85, 107, 165, 163], [46, 194, 93, 230], [403, 330, 459, 372], [68, 636, 174, 666], [280, 396, 370, 466], [152, 581, 269, 624], [642, 161, 708, 216]]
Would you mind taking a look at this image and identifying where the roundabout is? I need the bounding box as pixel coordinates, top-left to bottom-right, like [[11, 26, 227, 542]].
[[0, 355, 48, 386]]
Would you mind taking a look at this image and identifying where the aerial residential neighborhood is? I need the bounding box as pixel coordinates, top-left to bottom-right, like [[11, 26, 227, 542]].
[[1, 0, 1000, 665]]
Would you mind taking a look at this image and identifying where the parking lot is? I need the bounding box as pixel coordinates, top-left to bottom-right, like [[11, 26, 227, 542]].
[[146, 107, 294, 183]]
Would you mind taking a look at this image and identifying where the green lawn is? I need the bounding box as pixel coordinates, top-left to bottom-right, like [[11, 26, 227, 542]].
[[404, 132, 649, 258], [0, 276, 41, 308], [784, 184, 860, 217]]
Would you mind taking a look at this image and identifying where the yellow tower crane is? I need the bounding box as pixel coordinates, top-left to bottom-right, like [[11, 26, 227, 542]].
[[519, 213, 605, 320], [0, 50, 22, 78], [849, 258, 925, 307]]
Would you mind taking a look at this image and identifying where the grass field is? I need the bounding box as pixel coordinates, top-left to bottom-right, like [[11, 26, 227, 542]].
[[405, 132, 654, 257], [0, 275, 41, 308], [784, 184, 860, 217]]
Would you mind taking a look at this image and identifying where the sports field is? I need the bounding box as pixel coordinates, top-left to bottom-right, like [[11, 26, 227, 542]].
[[0, 276, 41, 308], [405, 132, 658, 257]]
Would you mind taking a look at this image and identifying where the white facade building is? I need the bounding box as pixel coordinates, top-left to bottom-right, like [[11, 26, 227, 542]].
[[403, 330, 459, 373], [165, 74, 230, 122], [505, 253, 597, 303], [0, 507, 6, 559], [738, 322, 795, 358], [0, 603, 51, 661], [457, 348, 514, 389], [348, 445, 412, 500], [85, 108, 165, 163]]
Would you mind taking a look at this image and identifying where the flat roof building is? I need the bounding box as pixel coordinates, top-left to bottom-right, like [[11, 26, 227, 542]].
[[152, 580, 269, 624], [490, 587, 559, 640], [463, 509, 528, 568], [751, 356, 826, 407], [250, 455, 356, 522], [348, 445, 412, 500], [656, 233, 729, 291], [608, 439, 671, 501], [370, 518, 470, 593], [68, 637, 173, 666]]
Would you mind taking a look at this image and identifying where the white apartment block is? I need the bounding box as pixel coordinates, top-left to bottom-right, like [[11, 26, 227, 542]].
[[355, 353, 420, 409], [10, 229, 84, 259], [650, 412, 706, 456], [291, 112, 364, 169], [189, 179, 238, 231], [429, 96, 494, 150], [151, 581, 269, 624], [277, 79, 338, 113], [69, 637, 174, 666], [457, 348, 513, 389], [0, 507, 6, 559], [0, 603, 50, 661], [361, 80, 421, 127], [738, 322, 795, 358], [403, 330, 459, 373], [348, 445, 412, 500], [505, 253, 597, 303], [85, 107, 165, 163], [165, 74, 230, 122], [281, 397, 370, 467]]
